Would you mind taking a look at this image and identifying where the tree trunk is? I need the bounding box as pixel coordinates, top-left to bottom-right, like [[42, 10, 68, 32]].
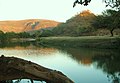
[[110, 28, 114, 37]]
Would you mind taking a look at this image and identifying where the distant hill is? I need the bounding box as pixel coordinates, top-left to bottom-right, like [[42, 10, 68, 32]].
[[0, 19, 60, 33]]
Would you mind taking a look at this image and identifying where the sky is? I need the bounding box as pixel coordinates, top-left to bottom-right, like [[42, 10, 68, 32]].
[[0, 0, 110, 22]]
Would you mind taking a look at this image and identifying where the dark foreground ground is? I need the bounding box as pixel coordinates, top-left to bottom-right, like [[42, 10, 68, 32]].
[[0, 55, 73, 83]]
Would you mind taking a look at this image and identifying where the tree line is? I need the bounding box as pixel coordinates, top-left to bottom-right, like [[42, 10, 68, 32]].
[[0, 31, 33, 43]]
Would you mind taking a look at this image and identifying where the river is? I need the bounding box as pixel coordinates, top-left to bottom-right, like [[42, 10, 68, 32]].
[[0, 41, 120, 83]]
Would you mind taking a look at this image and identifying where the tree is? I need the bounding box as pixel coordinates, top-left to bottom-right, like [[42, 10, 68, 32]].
[[103, 9, 120, 36], [40, 29, 53, 37], [5, 32, 18, 41], [73, 0, 91, 7], [73, 0, 120, 10], [92, 9, 120, 36], [0, 31, 6, 43], [17, 32, 31, 38]]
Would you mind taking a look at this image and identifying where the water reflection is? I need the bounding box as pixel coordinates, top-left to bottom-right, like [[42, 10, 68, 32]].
[[92, 51, 120, 83], [0, 42, 120, 83], [58, 47, 120, 83], [0, 41, 31, 48], [0, 42, 57, 57]]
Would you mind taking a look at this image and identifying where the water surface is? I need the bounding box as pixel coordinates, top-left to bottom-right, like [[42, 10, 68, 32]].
[[0, 42, 120, 83]]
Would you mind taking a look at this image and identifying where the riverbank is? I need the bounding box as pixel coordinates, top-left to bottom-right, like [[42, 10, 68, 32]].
[[37, 36, 120, 49], [12, 38, 36, 42]]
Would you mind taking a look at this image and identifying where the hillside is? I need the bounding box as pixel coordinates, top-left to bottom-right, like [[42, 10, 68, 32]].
[[0, 19, 60, 33], [66, 10, 95, 27], [52, 10, 96, 36]]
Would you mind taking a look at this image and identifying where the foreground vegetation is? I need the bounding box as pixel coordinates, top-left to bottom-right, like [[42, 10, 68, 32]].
[[38, 36, 120, 49]]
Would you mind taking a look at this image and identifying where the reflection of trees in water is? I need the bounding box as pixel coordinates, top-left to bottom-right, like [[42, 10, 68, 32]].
[[107, 73, 120, 83], [58, 48, 96, 65], [59, 47, 120, 83], [59, 47, 118, 66], [0, 41, 32, 48], [92, 51, 120, 83]]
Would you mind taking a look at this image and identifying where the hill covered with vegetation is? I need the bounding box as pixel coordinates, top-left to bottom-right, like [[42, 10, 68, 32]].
[[52, 10, 95, 36], [39, 10, 120, 37]]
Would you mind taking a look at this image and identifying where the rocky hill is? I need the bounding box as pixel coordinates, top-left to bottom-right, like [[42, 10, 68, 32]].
[[0, 19, 60, 33]]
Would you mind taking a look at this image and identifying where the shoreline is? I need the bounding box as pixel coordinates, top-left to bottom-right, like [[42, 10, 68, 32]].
[[37, 36, 120, 49]]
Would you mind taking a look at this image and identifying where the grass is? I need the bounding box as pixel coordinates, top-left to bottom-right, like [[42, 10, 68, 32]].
[[37, 36, 120, 49]]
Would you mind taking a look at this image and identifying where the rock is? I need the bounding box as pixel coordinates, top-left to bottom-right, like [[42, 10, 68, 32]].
[[0, 56, 74, 83], [1, 55, 4, 58]]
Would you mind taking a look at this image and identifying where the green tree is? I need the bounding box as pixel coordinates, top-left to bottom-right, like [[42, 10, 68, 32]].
[[17, 32, 31, 38], [73, 0, 120, 9], [40, 29, 53, 37], [93, 9, 120, 36], [0, 31, 6, 43], [5, 32, 18, 41]]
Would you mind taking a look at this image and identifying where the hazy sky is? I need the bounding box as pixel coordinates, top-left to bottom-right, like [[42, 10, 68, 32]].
[[0, 0, 109, 22]]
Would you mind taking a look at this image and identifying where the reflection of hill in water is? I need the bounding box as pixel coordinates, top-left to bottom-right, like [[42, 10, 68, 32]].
[[0, 42, 57, 56]]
